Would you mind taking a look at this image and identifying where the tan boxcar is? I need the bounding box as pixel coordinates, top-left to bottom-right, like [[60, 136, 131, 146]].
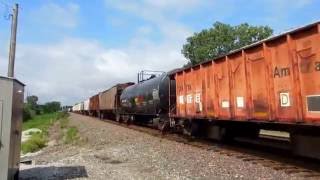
[[170, 22, 320, 159], [99, 82, 134, 119], [89, 94, 99, 116]]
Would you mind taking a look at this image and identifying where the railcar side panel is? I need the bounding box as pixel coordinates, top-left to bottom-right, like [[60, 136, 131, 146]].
[[229, 52, 248, 120], [193, 66, 203, 117], [214, 58, 231, 119], [99, 87, 117, 111], [84, 99, 89, 111], [171, 22, 320, 126], [203, 62, 216, 117], [89, 94, 99, 111], [268, 37, 297, 122], [184, 69, 194, 116], [176, 72, 185, 117], [293, 26, 320, 122], [245, 46, 271, 120]]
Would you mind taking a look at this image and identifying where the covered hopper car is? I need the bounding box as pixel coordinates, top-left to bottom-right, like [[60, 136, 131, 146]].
[[99, 82, 134, 120]]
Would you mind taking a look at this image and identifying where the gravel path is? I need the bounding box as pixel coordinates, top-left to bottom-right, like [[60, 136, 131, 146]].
[[20, 113, 304, 180]]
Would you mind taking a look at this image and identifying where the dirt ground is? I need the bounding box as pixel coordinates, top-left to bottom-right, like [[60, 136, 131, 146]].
[[19, 113, 302, 180]]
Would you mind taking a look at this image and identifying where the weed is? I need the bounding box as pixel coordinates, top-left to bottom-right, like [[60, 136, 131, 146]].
[[59, 118, 69, 129], [21, 133, 47, 154], [23, 112, 62, 131], [21, 112, 70, 154], [57, 111, 69, 119], [64, 127, 79, 144]]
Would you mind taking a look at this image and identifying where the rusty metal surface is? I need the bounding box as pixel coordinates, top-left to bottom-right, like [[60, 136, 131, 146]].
[[172, 22, 320, 124], [89, 94, 99, 111]]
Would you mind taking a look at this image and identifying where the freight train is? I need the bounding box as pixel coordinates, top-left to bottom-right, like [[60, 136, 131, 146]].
[[73, 22, 320, 160]]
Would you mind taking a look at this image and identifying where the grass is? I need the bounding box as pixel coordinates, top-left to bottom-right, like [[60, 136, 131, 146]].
[[59, 117, 69, 129], [21, 132, 47, 154], [22, 112, 60, 131], [21, 112, 70, 154], [64, 127, 80, 144]]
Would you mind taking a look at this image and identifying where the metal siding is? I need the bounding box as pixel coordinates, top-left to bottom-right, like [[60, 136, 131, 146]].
[[193, 67, 203, 117], [89, 94, 99, 111], [245, 46, 271, 120], [214, 58, 231, 119], [84, 99, 90, 111], [229, 53, 247, 120], [0, 78, 24, 179], [171, 22, 320, 125], [268, 37, 297, 122], [293, 26, 320, 122], [176, 73, 185, 117], [184, 70, 193, 116], [99, 87, 117, 110]]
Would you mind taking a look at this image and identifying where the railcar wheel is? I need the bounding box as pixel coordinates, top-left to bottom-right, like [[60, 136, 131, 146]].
[[158, 118, 169, 133], [123, 115, 131, 125]]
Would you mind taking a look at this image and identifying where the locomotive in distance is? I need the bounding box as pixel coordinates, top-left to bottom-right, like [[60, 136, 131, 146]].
[[73, 21, 320, 160]]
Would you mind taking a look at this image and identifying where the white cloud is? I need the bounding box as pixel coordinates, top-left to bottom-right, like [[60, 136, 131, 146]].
[[13, 37, 186, 105], [30, 2, 79, 29], [105, 0, 198, 40], [11, 0, 317, 106]]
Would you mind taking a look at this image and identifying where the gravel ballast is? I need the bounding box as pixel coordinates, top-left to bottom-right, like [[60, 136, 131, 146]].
[[20, 113, 303, 179]]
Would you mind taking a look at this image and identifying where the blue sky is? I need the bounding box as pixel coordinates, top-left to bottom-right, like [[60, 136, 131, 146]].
[[0, 0, 319, 105]]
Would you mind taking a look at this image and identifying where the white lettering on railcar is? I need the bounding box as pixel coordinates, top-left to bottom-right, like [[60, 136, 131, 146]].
[[195, 93, 201, 103], [187, 94, 193, 104]]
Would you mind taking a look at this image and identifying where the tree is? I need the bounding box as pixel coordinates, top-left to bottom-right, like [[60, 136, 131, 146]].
[[42, 101, 61, 113], [182, 22, 273, 65], [26, 95, 38, 108]]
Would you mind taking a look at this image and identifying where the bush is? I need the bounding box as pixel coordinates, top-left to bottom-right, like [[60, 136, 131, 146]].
[[21, 132, 47, 154], [23, 105, 36, 122], [57, 111, 69, 120]]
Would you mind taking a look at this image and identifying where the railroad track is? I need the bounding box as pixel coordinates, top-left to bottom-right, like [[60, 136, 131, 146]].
[[92, 115, 320, 179]]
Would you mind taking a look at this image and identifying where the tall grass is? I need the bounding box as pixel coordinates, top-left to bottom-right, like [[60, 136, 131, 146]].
[[21, 112, 69, 154], [22, 112, 59, 131]]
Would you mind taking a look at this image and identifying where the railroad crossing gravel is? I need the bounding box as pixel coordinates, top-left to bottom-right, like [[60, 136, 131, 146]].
[[20, 113, 303, 179]]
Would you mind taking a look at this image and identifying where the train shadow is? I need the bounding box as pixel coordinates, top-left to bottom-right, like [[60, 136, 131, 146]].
[[19, 165, 88, 180]]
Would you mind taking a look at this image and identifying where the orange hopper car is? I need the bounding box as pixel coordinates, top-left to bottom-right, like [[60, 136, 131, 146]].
[[169, 22, 320, 159]]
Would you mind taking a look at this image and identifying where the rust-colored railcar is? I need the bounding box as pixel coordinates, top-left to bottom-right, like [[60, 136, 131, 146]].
[[99, 82, 134, 119], [89, 94, 99, 116], [170, 22, 320, 159]]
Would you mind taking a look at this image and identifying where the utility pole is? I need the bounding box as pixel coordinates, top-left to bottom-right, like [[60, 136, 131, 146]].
[[8, 3, 18, 78]]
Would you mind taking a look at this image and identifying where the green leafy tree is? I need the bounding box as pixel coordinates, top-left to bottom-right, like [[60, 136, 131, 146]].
[[182, 22, 273, 65], [26, 95, 38, 108], [43, 101, 61, 113]]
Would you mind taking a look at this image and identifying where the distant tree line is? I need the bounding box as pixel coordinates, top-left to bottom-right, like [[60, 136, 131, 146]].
[[182, 22, 273, 65], [23, 95, 61, 122]]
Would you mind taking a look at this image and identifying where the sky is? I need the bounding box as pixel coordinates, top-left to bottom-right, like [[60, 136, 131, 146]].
[[0, 0, 319, 105]]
